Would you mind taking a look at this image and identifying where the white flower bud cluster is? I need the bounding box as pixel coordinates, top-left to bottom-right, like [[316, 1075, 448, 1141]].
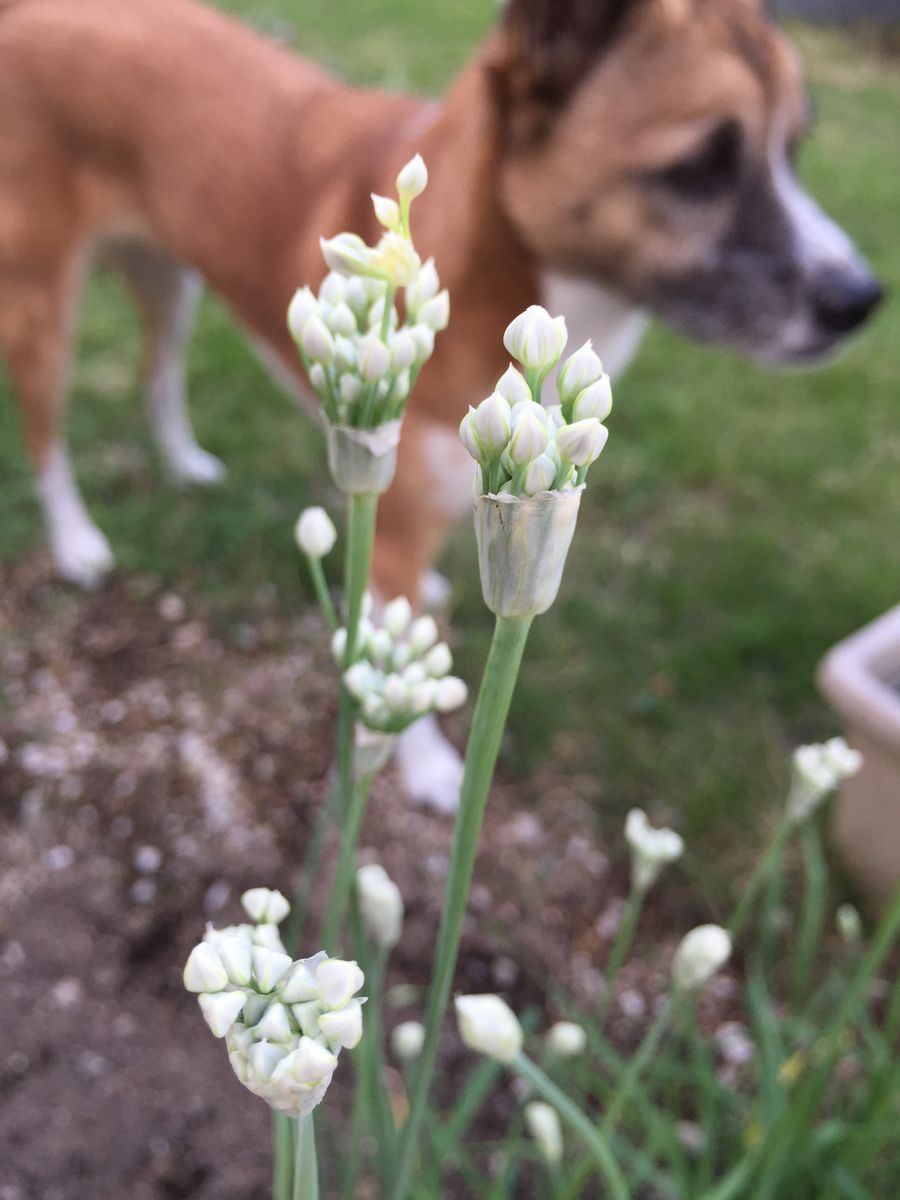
[[333, 596, 467, 733], [624, 808, 685, 895], [672, 924, 732, 993], [287, 156, 448, 432], [459, 309, 612, 497], [356, 863, 404, 950], [183, 889, 365, 1117], [787, 737, 862, 824], [455, 993, 523, 1064]]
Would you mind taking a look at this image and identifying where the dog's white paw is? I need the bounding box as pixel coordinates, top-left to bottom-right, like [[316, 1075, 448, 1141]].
[[52, 523, 115, 589], [168, 446, 227, 486], [396, 714, 464, 815]]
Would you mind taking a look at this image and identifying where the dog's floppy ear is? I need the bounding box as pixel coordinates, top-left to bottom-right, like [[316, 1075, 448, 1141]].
[[489, 0, 657, 144]]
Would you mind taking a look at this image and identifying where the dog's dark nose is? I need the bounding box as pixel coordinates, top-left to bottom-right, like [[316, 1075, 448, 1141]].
[[812, 268, 884, 335]]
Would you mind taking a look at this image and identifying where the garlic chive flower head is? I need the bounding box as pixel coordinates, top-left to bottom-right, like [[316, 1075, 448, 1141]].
[[294, 507, 337, 560], [333, 597, 467, 733], [356, 863, 404, 950], [392, 1020, 426, 1064], [183, 892, 365, 1116], [672, 925, 732, 993], [460, 322, 613, 501], [787, 737, 862, 824], [525, 1101, 564, 1166], [624, 809, 685, 895], [455, 994, 523, 1064], [287, 155, 446, 438], [546, 1020, 587, 1059]]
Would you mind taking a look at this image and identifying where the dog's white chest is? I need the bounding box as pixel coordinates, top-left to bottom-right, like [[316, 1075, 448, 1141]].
[[540, 273, 648, 385]]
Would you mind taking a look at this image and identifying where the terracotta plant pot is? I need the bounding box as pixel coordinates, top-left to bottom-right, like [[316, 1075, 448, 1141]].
[[817, 605, 900, 911]]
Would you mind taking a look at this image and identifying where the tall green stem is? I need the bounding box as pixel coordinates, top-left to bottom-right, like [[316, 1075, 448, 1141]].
[[273, 1112, 294, 1200], [321, 774, 372, 951], [305, 555, 337, 632], [336, 492, 378, 826], [729, 812, 794, 941], [293, 1114, 319, 1200], [600, 997, 675, 1135], [598, 882, 645, 1024], [389, 615, 533, 1200], [513, 1054, 630, 1200]]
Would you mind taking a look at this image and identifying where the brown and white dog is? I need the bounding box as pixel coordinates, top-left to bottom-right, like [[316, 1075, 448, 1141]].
[[0, 0, 882, 807]]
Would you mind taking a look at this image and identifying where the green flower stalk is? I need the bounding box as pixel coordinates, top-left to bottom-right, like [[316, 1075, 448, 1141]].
[[390, 306, 613, 1200]]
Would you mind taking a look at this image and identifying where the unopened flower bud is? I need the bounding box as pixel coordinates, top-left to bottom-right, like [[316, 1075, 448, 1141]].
[[218, 937, 254, 988], [473, 393, 512, 454], [294, 507, 337, 559], [495, 365, 532, 407], [383, 595, 413, 637], [320, 232, 374, 277], [319, 272, 346, 305], [435, 676, 468, 712], [390, 330, 418, 371], [407, 258, 440, 313], [392, 1020, 425, 1063], [459, 410, 484, 461], [522, 454, 556, 496], [555, 419, 608, 468], [418, 290, 450, 332], [301, 315, 336, 365], [319, 1000, 364, 1049], [327, 301, 357, 338], [525, 1101, 563, 1165], [184, 942, 229, 994], [837, 903, 862, 944], [383, 673, 409, 710], [358, 334, 391, 382], [788, 738, 863, 823], [455, 993, 523, 1063], [242, 888, 291, 926], [287, 287, 318, 340], [409, 679, 438, 715], [372, 192, 401, 232], [331, 628, 347, 662], [252, 947, 293, 993], [557, 340, 603, 404], [546, 1021, 586, 1058], [396, 153, 428, 203], [308, 363, 327, 393], [255, 1001, 293, 1044], [673, 925, 732, 992], [316, 958, 365, 1010], [198, 990, 246, 1038], [503, 306, 568, 374], [409, 615, 438, 654], [571, 376, 612, 423], [424, 642, 452, 677], [356, 863, 404, 949], [507, 406, 549, 466]]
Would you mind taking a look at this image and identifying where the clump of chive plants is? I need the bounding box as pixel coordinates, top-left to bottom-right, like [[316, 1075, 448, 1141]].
[[179, 154, 900, 1200]]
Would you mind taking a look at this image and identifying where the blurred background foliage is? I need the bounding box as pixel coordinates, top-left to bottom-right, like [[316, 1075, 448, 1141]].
[[1, 1, 897, 893]]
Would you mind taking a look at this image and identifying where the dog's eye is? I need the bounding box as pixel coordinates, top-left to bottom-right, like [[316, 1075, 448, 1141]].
[[652, 120, 743, 201]]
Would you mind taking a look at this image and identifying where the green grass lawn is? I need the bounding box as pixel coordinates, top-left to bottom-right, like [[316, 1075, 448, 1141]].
[[1, 3, 898, 885]]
